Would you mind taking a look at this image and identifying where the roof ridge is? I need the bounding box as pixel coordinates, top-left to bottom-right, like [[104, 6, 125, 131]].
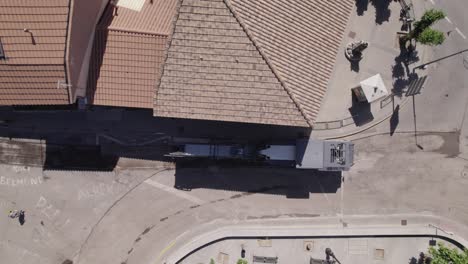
[[103, 27, 170, 36], [153, 0, 184, 113], [223, 0, 312, 127]]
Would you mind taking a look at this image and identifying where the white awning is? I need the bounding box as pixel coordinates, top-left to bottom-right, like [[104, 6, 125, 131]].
[[359, 73, 389, 103], [115, 0, 146, 11]]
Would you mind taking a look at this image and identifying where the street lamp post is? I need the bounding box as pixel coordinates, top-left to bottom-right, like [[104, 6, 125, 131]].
[[325, 248, 342, 264], [413, 48, 468, 72]]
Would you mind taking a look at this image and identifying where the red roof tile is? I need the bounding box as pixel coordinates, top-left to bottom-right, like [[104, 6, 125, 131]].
[[0, 0, 70, 105], [88, 30, 167, 108], [87, 0, 179, 109]]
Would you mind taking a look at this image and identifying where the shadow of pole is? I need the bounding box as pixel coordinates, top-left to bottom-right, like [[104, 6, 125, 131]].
[[412, 95, 424, 150], [390, 104, 399, 136]]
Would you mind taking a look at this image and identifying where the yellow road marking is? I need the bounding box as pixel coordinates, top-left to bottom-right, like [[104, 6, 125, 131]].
[[155, 239, 177, 264]]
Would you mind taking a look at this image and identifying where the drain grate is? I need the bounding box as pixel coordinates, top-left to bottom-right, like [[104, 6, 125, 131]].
[[374, 248, 385, 260]]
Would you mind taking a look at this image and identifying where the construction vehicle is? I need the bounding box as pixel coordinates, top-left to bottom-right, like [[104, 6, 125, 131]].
[[166, 138, 354, 171]]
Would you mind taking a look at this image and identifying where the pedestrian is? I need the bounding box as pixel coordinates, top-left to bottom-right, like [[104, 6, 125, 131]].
[[8, 210, 19, 218]]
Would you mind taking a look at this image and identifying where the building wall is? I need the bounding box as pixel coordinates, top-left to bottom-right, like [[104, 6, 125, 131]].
[[67, 0, 109, 102]]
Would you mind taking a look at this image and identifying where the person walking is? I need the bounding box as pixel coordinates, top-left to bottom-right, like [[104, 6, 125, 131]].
[[8, 210, 25, 225], [8, 210, 19, 218]]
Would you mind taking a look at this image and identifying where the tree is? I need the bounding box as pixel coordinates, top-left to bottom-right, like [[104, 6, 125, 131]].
[[417, 28, 445, 45], [428, 242, 468, 264], [404, 9, 446, 46], [210, 258, 215, 264], [236, 259, 248, 264]]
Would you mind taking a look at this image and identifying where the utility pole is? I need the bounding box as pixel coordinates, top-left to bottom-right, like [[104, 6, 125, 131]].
[[413, 48, 468, 72], [325, 248, 342, 264]]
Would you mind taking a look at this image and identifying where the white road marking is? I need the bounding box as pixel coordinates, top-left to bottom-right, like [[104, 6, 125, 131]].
[[455, 27, 467, 39], [144, 179, 205, 205], [445, 17, 453, 24]]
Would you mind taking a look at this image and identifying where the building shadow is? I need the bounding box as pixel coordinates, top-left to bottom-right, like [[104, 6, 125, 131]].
[[0, 107, 311, 171], [173, 161, 342, 199], [348, 91, 374, 126], [43, 144, 119, 171]]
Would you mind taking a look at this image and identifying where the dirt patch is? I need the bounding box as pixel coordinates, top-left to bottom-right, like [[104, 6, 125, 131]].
[[421, 131, 460, 157]]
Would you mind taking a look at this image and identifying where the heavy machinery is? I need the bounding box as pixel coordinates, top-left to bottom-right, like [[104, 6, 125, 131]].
[[166, 138, 354, 171]]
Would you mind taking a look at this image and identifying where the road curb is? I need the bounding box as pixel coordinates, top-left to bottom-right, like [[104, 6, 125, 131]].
[[314, 96, 411, 140], [163, 214, 468, 264]]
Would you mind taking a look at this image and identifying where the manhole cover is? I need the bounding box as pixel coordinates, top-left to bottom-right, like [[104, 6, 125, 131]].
[[348, 31, 356, 39], [374, 248, 385, 260]]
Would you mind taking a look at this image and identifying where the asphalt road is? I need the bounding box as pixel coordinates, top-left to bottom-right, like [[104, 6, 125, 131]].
[[1, 131, 465, 264], [1, 2, 468, 264]]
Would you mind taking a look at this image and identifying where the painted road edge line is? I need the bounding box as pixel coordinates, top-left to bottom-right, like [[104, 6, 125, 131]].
[[144, 179, 205, 205], [455, 27, 467, 39], [445, 17, 453, 24]]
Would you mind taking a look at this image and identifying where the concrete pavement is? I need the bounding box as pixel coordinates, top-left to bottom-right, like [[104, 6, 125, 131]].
[[0, 131, 468, 264], [1, 2, 468, 264], [312, 0, 468, 140], [166, 215, 468, 264], [312, 0, 433, 137]]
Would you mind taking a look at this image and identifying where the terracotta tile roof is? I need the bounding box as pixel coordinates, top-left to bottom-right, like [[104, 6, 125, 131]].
[[87, 30, 167, 108], [227, 0, 354, 124], [99, 0, 179, 34], [0, 0, 70, 105], [0, 65, 68, 105], [154, 0, 309, 127], [88, 0, 179, 109]]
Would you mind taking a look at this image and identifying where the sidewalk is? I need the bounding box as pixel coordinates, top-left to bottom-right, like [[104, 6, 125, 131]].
[[312, 0, 433, 139], [164, 214, 468, 264]]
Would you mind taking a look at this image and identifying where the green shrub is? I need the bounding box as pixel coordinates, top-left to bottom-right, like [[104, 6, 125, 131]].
[[417, 28, 445, 45], [236, 259, 248, 264], [428, 242, 468, 264]]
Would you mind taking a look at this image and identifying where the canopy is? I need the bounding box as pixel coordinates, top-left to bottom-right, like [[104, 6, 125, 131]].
[[359, 73, 388, 103]]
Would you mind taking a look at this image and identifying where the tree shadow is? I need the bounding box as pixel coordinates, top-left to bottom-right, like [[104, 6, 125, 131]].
[[355, 0, 369, 16], [409, 252, 432, 264], [370, 0, 392, 24], [392, 39, 420, 97]]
